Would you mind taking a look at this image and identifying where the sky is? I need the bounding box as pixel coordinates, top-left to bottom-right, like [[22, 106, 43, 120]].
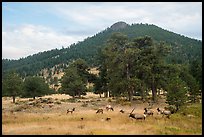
[[2, 2, 202, 60]]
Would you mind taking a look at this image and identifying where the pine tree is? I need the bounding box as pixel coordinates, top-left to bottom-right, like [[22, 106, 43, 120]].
[[61, 65, 86, 98], [3, 70, 23, 103], [166, 76, 188, 111], [23, 76, 50, 99]]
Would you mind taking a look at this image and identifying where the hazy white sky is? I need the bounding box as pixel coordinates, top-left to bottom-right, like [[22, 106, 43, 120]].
[[2, 2, 202, 60]]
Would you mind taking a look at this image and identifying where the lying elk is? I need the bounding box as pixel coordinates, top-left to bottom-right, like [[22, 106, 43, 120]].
[[157, 108, 171, 118], [96, 109, 103, 114], [129, 108, 146, 120], [144, 108, 154, 116], [106, 117, 111, 121], [120, 109, 125, 113], [106, 105, 114, 111], [67, 108, 75, 114], [164, 105, 178, 114]]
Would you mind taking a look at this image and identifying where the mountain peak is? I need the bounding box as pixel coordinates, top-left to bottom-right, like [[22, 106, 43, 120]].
[[110, 21, 129, 31]]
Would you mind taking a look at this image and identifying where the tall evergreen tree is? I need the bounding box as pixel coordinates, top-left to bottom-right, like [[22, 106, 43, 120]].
[[102, 33, 170, 102], [71, 58, 89, 83], [102, 32, 134, 100], [166, 76, 188, 111], [179, 66, 200, 103], [93, 49, 109, 97], [189, 59, 202, 91], [2, 70, 23, 103], [23, 76, 50, 99], [132, 36, 170, 102], [61, 65, 86, 98]]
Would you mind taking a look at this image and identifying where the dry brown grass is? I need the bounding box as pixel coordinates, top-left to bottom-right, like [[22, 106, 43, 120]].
[[2, 110, 153, 135], [2, 93, 202, 135]]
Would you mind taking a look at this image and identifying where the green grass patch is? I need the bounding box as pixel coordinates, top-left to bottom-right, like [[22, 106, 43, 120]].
[[179, 103, 202, 117], [155, 103, 202, 135]]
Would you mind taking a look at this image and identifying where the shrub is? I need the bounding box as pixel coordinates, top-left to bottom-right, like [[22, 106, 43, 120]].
[[67, 98, 76, 103], [81, 103, 88, 107], [14, 105, 29, 112], [60, 99, 69, 102], [107, 98, 112, 102], [29, 99, 34, 101], [54, 101, 61, 105], [116, 98, 131, 106], [121, 101, 131, 106]]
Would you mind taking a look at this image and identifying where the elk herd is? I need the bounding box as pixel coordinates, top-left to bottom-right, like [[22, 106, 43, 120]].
[[66, 104, 175, 121]]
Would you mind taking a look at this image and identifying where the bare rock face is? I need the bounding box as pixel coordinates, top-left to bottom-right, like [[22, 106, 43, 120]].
[[110, 21, 129, 31]]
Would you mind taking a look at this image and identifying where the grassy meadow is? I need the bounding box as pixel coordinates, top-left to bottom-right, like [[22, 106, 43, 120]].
[[2, 94, 202, 135]]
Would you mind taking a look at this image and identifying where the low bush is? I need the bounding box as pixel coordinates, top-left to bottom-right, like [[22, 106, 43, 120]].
[[54, 101, 61, 105], [107, 98, 112, 102], [67, 98, 76, 103], [81, 103, 88, 107]]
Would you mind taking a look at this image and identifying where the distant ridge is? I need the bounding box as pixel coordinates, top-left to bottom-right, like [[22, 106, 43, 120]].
[[2, 22, 202, 77]]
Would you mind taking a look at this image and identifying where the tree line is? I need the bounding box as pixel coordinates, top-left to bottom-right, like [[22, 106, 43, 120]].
[[2, 33, 201, 111], [2, 70, 53, 103], [60, 33, 201, 111]]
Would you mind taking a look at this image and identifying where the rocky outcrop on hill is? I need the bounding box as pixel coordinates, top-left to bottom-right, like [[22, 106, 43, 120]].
[[110, 21, 129, 30]]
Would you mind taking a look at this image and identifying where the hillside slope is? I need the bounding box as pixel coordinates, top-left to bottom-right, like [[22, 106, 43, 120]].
[[2, 22, 202, 77]]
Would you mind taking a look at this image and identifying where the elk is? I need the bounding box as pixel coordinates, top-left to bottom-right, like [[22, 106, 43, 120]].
[[144, 108, 154, 116], [96, 109, 103, 114], [157, 108, 171, 118], [106, 117, 111, 121], [49, 104, 54, 108], [67, 108, 75, 114], [106, 105, 114, 111], [164, 105, 178, 114], [129, 108, 146, 120], [120, 109, 125, 113]]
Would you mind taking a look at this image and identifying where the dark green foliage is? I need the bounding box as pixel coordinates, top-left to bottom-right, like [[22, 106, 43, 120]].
[[189, 59, 202, 90], [61, 59, 92, 98], [61, 64, 86, 98], [179, 66, 200, 103], [70, 58, 89, 83], [93, 68, 108, 97], [101, 33, 132, 99], [166, 76, 188, 111], [99, 33, 170, 102], [53, 76, 59, 86], [23, 76, 50, 99], [93, 50, 108, 97], [131, 36, 171, 102], [2, 70, 23, 103]]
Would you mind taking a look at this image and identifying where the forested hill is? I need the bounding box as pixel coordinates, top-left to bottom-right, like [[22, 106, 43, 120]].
[[2, 22, 202, 77]]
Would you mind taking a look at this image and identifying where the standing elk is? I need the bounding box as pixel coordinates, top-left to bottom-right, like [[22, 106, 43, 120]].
[[120, 109, 125, 113], [106, 105, 114, 111], [67, 108, 75, 114], [157, 108, 171, 118], [96, 109, 103, 114], [144, 108, 154, 116], [129, 108, 146, 120]]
